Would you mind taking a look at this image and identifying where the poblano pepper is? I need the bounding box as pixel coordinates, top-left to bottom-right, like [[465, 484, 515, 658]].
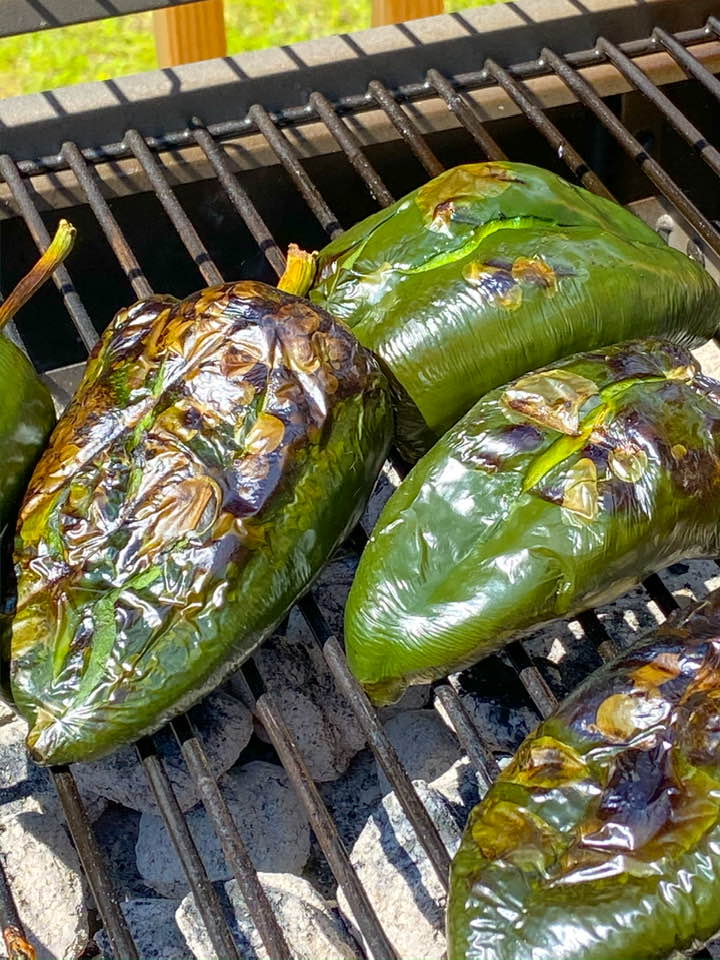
[[0, 222, 73, 534], [448, 588, 720, 960], [308, 162, 719, 460], [10, 278, 392, 765], [345, 339, 720, 704]]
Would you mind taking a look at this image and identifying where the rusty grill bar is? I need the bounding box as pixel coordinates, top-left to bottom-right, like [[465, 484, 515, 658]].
[[0, 8, 719, 959]]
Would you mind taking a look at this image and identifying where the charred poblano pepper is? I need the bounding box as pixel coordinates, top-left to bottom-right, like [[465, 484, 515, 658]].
[[346, 339, 720, 704], [11, 280, 392, 764], [449, 589, 720, 960], [309, 163, 719, 460]]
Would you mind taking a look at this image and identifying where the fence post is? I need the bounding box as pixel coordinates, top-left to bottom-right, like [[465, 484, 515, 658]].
[[371, 0, 443, 26], [154, 0, 227, 67]]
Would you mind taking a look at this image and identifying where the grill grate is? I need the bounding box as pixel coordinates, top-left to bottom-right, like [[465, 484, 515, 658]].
[[0, 8, 719, 959]]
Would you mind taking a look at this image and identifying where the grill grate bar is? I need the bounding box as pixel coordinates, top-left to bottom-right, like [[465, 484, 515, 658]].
[[309, 91, 395, 207], [7, 26, 715, 179], [171, 714, 293, 960], [60, 141, 153, 301], [248, 104, 342, 237], [136, 737, 241, 960], [576, 610, 623, 662], [321, 631, 452, 890], [51, 766, 139, 960], [484, 58, 614, 199], [505, 643, 557, 718], [541, 46, 720, 258], [653, 27, 720, 101], [190, 122, 287, 277], [0, 154, 98, 351], [597, 37, 720, 178], [433, 684, 498, 792], [426, 68, 507, 161], [367, 80, 444, 178], [255, 691, 400, 960], [125, 129, 224, 287], [643, 572, 681, 617]]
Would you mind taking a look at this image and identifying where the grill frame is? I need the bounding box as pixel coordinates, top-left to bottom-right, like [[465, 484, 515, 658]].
[[0, 2, 720, 958]]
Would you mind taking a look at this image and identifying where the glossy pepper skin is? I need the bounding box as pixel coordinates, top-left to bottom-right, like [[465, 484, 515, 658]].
[[448, 590, 720, 960], [346, 339, 720, 704], [10, 280, 392, 765], [309, 162, 719, 460]]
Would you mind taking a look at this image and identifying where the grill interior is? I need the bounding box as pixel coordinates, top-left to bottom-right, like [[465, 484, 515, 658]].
[[1, 4, 720, 959]]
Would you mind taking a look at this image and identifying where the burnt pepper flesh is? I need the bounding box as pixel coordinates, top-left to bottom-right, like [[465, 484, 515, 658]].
[[345, 339, 720, 704], [309, 162, 719, 460], [10, 280, 392, 764], [449, 588, 720, 960]]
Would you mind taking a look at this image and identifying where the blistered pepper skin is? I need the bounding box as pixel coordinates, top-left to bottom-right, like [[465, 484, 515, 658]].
[[345, 339, 720, 704], [11, 281, 392, 765], [0, 341, 55, 532], [448, 591, 720, 960], [309, 162, 719, 460]]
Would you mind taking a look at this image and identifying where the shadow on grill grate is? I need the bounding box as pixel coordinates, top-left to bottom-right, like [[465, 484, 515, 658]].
[[0, 5, 720, 959]]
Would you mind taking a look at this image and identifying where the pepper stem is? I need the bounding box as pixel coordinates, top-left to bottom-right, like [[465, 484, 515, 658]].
[[277, 243, 317, 297], [0, 219, 76, 332]]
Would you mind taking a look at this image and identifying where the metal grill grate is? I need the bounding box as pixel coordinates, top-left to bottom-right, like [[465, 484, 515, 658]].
[[0, 6, 719, 959]]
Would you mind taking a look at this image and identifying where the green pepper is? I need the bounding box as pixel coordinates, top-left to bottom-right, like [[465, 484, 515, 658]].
[[0, 223, 73, 534], [345, 339, 720, 705], [10, 279, 392, 765], [448, 589, 720, 960], [308, 162, 719, 460]]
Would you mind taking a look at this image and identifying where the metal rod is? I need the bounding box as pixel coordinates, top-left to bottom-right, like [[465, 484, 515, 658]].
[[190, 122, 286, 277], [309, 91, 395, 207], [255, 692, 399, 960], [576, 610, 622, 662], [322, 633, 451, 889], [51, 767, 139, 960], [171, 714, 292, 960], [60, 141, 153, 301], [653, 27, 720, 103], [136, 738, 240, 960], [643, 572, 680, 617], [247, 104, 342, 237], [7, 25, 713, 179], [426, 68, 507, 161], [541, 46, 720, 258], [484, 58, 614, 199], [505, 643, 557, 718], [0, 154, 98, 351], [124, 129, 224, 286], [367, 80, 444, 178], [433, 684, 497, 792], [597, 37, 720, 178]]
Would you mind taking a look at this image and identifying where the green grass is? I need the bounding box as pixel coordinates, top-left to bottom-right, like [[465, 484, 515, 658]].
[[0, 0, 502, 97]]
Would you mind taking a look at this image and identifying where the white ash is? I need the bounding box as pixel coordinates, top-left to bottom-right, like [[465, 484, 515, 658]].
[[0, 710, 106, 821], [430, 757, 483, 812], [0, 795, 89, 960], [337, 781, 462, 960], [177, 874, 360, 960], [376, 709, 462, 796], [73, 691, 252, 814], [246, 602, 365, 783], [95, 899, 192, 960], [136, 761, 310, 898], [93, 804, 159, 900]]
